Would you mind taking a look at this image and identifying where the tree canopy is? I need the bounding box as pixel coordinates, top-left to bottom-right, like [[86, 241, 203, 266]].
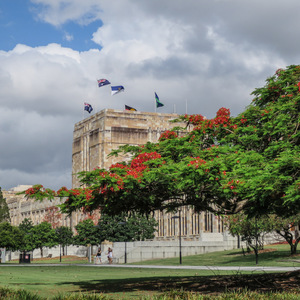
[[97, 213, 157, 242], [19, 218, 34, 233], [0, 188, 10, 223], [24, 221, 58, 257], [0, 222, 23, 251], [23, 65, 300, 219], [55, 226, 73, 248], [73, 219, 102, 246]]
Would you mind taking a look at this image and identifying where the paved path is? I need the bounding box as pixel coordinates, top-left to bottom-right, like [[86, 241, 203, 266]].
[[1, 263, 300, 272], [94, 264, 300, 272]]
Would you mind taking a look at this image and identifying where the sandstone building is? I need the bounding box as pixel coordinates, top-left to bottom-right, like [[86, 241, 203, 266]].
[[72, 109, 224, 240], [4, 109, 224, 240], [72, 108, 187, 187], [4, 185, 71, 228]]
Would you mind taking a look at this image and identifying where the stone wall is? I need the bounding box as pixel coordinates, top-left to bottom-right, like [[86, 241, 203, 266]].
[[113, 232, 241, 263], [4, 233, 242, 264], [72, 109, 187, 187]]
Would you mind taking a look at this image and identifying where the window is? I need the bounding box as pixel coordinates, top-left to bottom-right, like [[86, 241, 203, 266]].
[[204, 211, 213, 233], [191, 213, 200, 235]]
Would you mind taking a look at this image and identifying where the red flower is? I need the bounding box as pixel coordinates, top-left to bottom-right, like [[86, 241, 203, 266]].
[[159, 130, 178, 141]]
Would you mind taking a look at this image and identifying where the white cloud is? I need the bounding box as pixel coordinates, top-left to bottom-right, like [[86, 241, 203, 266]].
[[30, 0, 103, 26], [63, 32, 74, 42], [2, 0, 300, 190]]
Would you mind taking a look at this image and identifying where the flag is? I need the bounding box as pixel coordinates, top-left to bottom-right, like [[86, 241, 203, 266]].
[[125, 105, 137, 111], [84, 102, 93, 113], [155, 92, 164, 108], [97, 79, 110, 87], [111, 85, 125, 95]]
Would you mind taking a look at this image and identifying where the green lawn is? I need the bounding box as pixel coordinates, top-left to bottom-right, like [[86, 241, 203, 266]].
[[0, 244, 299, 299], [0, 266, 238, 299], [133, 244, 300, 267]]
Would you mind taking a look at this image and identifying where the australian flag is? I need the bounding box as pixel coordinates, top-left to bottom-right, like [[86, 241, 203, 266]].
[[97, 79, 110, 87], [84, 102, 93, 113]]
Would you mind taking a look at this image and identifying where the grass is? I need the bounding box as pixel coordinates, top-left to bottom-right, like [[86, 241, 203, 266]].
[[0, 265, 233, 299], [0, 288, 300, 300], [132, 244, 300, 267], [0, 244, 299, 299]]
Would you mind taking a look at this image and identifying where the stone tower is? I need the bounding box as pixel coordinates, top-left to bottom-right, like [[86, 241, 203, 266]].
[[72, 109, 185, 187]]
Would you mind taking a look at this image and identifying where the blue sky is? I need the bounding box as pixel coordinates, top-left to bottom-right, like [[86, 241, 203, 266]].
[[1, 0, 300, 191], [0, 0, 102, 51]]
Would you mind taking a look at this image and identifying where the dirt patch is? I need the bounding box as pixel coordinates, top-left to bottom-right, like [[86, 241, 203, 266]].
[[238, 248, 276, 256], [11, 255, 88, 262], [32, 255, 88, 261]]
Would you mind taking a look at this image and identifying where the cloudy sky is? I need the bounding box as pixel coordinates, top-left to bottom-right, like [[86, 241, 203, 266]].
[[0, 0, 298, 191]]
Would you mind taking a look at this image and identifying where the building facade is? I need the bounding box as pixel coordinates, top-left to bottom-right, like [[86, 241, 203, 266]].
[[4, 185, 71, 228], [72, 109, 224, 240], [72, 108, 187, 187]]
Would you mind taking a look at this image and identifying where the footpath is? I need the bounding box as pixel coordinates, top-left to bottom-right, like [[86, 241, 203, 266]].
[[1, 263, 300, 272]]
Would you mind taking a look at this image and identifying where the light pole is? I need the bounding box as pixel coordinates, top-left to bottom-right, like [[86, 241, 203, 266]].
[[172, 210, 182, 264], [94, 224, 102, 263], [124, 240, 127, 264], [60, 244, 62, 263], [55, 228, 62, 263], [94, 224, 101, 243]]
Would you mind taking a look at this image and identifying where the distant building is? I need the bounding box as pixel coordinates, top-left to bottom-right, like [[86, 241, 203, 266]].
[[3, 185, 71, 227]]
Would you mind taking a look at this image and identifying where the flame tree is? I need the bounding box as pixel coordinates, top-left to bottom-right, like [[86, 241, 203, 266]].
[[24, 65, 300, 220]]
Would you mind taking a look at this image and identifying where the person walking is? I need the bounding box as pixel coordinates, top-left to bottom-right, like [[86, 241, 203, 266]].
[[95, 248, 102, 264], [107, 247, 113, 264]]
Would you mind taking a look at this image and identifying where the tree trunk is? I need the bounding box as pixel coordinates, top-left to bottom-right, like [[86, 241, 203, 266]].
[[290, 237, 300, 255], [295, 224, 299, 240], [291, 243, 297, 255], [276, 229, 299, 255], [254, 248, 259, 265], [248, 241, 259, 265]]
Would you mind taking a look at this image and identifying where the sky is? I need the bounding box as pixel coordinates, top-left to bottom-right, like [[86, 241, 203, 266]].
[[0, 0, 299, 191]]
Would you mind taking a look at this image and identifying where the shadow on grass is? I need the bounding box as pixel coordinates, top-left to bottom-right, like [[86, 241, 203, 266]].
[[135, 246, 298, 267], [220, 249, 295, 265], [57, 271, 300, 295]]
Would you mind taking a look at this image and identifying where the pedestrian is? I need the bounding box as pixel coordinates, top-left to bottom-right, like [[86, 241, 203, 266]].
[[95, 248, 102, 264], [107, 247, 113, 264]]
